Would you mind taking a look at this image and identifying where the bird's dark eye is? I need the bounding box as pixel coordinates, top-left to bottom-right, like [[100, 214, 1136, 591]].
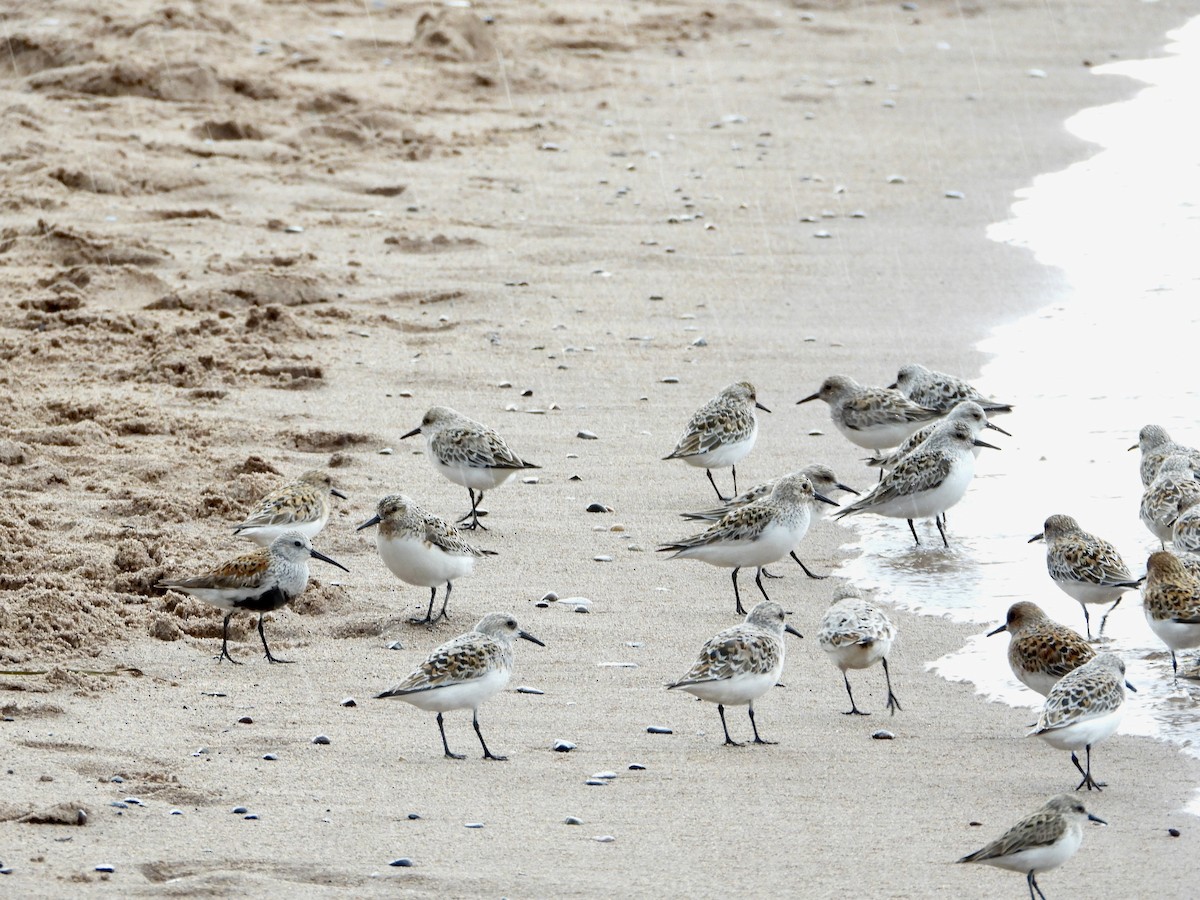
[[507, 619, 516, 628], [294, 540, 303, 547]]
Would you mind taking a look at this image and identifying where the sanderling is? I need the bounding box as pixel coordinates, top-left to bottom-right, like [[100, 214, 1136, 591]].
[[957, 794, 1106, 900], [1172, 505, 1200, 555], [356, 494, 495, 625], [658, 473, 837, 613], [680, 463, 858, 522], [891, 363, 1013, 415], [157, 531, 348, 664], [667, 600, 802, 745], [1129, 424, 1200, 487], [1029, 515, 1140, 640], [797, 374, 942, 454], [1031, 652, 1132, 791], [865, 400, 1009, 471], [402, 406, 540, 530], [663, 381, 770, 501], [987, 602, 1095, 697], [816, 584, 900, 715], [375, 612, 543, 760], [1138, 455, 1200, 545], [232, 469, 347, 546], [1140, 550, 1200, 679], [834, 419, 998, 547]]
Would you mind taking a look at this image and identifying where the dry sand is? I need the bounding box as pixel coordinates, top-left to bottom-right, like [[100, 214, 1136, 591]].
[[2, 0, 1199, 895]]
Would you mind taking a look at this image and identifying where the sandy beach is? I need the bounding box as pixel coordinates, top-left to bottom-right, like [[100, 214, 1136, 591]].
[[3, 0, 1200, 895]]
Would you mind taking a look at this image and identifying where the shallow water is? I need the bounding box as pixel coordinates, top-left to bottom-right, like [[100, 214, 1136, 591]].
[[834, 16, 1200, 795]]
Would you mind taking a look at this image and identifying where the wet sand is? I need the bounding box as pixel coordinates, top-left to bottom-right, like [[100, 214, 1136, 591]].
[[2, 0, 1199, 895]]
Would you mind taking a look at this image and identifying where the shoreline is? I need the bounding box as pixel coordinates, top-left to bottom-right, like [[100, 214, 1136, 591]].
[[3, 0, 1200, 895]]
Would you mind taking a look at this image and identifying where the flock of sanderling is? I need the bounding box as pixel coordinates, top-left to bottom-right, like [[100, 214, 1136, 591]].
[[152, 369, 1200, 897]]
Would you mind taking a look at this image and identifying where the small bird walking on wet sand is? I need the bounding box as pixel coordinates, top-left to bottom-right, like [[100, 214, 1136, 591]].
[[375, 613, 543, 760], [834, 419, 998, 547], [357, 494, 495, 625], [797, 374, 942, 456], [157, 531, 348, 664], [1140, 550, 1200, 680], [658, 473, 837, 614], [957, 794, 1106, 900], [402, 406, 540, 530], [664, 380, 770, 501], [232, 469, 347, 546], [1031, 652, 1132, 791], [668, 601, 802, 746], [1029, 515, 1140, 640], [817, 584, 901, 715], [987, 602, 1095, 697]]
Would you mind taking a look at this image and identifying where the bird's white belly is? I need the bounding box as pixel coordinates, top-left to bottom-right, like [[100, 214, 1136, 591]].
[[980, 829, 1081, 874], [678, 671, 778, 705], [872, 457, 974, 520], [431, 452, 516, 491], [1036, 708, 1123, 751], [682, 432, 757, 470], [680, 520, 807, 569], [1055, 580, 1128, 607], [393, 668, 510, 712], [378, 535, 474, 587], [1145, 612, 1200, 652], [825, 638, 890, 672], [839, 418, 929, 452], [240, 517, 326, 547]]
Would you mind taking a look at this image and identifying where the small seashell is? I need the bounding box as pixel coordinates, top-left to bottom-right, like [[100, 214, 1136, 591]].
[[577, 430, 598, 440], [170, 809, 183, 816], [464, 822, 484, 829], [593, 555, 613, 562], [407, 813, 422, 820], [599, 662, 638, 668], [552, 740, 576, 752], [341, 697, 357, 707], [522, 476, 539, 484], [389, 858, 414, 867], [541, 592, 558, 603], [110, 776, 124, 784], [284, 224, 304, 233], [887, 174, 906, 184], [691, 337, 708, 347], [807, 429, 824, 436], [123, 798, 142, 806], [312, 735, 331, 745], [646, 726, 673, 734], [586, 503, 610, 513], [387, 641, 404, 650], [232, 807, 249, 814], [592, 772, 617, 780], [263, 754, 277, 761], [871, 730, 895, 740], [813, 230, 832, 238], [378, 447, 394, 455], [1169, 828, 1181, 837], [244, 814, 259, 820], [593, 835, 615, 843], [585, 779, 606, 786], [515, 686, 544, 695], [944, 190, 964, 199], [564, 816, 582, 825], [497, 381, 512, 388], [628, 763, 646, 771], [1027, 68, 1047, 78], [95, 864, 115, 873], [238, 716, 253, 725], [110, 802, 128, 809], [661, 376, 680, 384]]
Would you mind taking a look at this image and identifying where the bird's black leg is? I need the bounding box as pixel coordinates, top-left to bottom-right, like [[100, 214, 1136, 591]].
[[883, 658, 902, 715], [753, 567, 772, 603], [907, 519, 920, 545], [1081, 605, 1093, 641], [217, 612, 242, 665], [748, 703, 775, 744], [706, 468, 731, 502], [474, 709, 507, 761], [790, 550, 827, 580], [438, 712, 465, 760], [718, 704, 742, 746], [410, 587, 437, 625], [259, 614, 293, 664], [842, 672, 868, 715], [435, 581, 453, 622], [731, 464, 739, 496], [1028, 871, 1047, 900], [731, 568, 746, 615], [935, 515, 949, 548], [1098, 597, 1122, 636]]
